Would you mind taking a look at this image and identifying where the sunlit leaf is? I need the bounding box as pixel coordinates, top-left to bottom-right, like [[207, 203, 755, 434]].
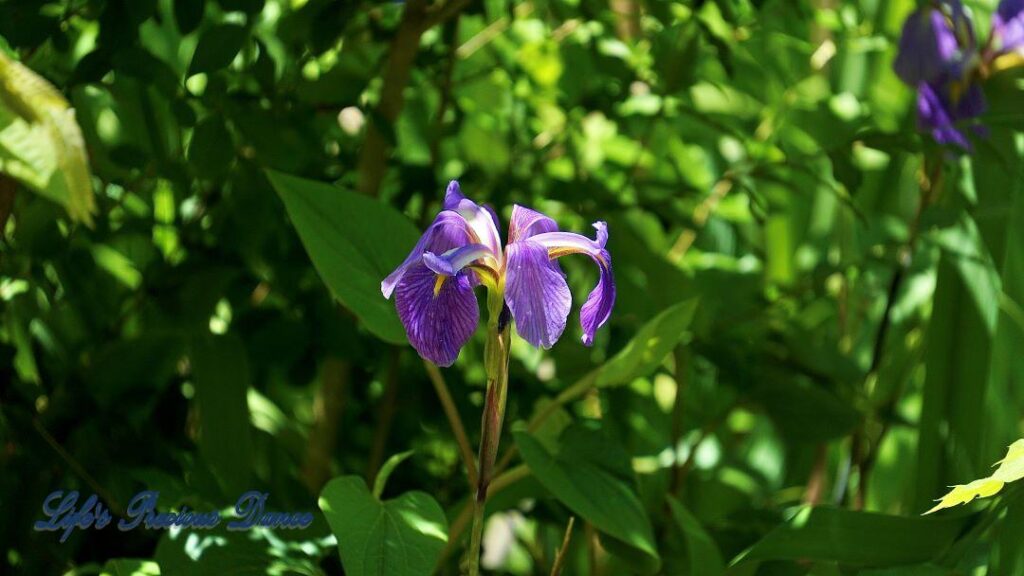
[[0, 51, 94, 224], [925, 439, 1024, 514], [319, 476, 448, 576]]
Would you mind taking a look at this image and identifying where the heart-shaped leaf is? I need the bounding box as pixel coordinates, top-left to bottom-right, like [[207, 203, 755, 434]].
[[319, 476, 448, 576]]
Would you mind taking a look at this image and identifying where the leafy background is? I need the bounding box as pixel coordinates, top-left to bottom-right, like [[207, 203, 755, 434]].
[[1, 0, 1023, 575]]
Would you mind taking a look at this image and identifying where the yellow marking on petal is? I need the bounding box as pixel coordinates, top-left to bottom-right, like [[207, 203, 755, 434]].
[[992, 52, 1024, 75], [433, 275, 447, 297], [547, 247, 607, 267]]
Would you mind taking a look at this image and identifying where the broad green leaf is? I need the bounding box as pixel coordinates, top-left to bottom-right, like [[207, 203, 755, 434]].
[[514, 424, 661, 573], [0, 51, 94, 224], [189, 24, 248, 75], [190, 334, 255, 497], [667, 496, 724, 576], [914, 257, 994, 511], [925, 439, 1024, 514], [267, 169, 420, 344], [738, 506, 973, 566], [596, 298, 698, 387], [319, 475, 448, 576], [101, 559, 160, 576]]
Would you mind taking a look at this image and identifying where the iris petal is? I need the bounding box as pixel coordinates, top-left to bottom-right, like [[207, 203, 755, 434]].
[[423, 244, 497, 277], [382, 211, 474, 299], [508, 204, 559, 243], [443, 181, 503, 257], [394, 263, 479, 367], [995, 0, 1024, 53], [917, 80, 983, 150], [504, 240, 571, 349], [893, 6, 962, 86], [528, 222, 615, 346]]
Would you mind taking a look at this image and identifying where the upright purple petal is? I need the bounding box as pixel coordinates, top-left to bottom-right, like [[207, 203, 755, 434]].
[[394, 263, 479, 367], [443, 181, 503, 257], [508, 204, 559, 243], [528, 222, 615, 346], [504, 241, 571, 349], [893, 6, 962, 85], [995, 0, 1024, 53], [382, 211, 475, 299]]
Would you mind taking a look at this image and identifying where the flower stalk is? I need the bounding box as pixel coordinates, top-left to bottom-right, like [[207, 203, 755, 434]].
[[465, 296, 511, 575]]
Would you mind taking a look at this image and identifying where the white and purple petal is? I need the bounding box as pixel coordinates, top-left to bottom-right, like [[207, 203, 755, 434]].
[[423, 243, 497, 277], [504, 240, 572, 349], [508, 204, 559, 243], [394, 263, 479, 367], [443, 181, 503, 257]]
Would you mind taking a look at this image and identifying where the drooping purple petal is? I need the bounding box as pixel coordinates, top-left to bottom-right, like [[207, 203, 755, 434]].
[[995, 0, 1024, 53], [916, 79, 984, 150], [443, 181, 503, 257], [504, 240, 571, 349], [528, 222, 615, 346], [382, 211, 475, 299], [394, 262, 479, 367], [508, 204, 559, 243], [893, 6, 963, 85]]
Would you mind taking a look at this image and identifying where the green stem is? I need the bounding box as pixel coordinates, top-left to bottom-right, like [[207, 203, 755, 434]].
[[464, 315, 511, 576]]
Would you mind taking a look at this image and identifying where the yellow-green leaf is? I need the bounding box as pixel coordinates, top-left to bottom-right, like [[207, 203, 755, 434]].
[[925, 439, 1024, 514], [0, 52, 95, 224]]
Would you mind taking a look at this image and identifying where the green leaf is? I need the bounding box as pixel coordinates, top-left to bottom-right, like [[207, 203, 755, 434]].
[[190, 334, 255, 497], [667, 496, 724, 576], [596, 298, 698, 387], [319, 476, 448, 576], [373, 449, 414, 499], [189, 24, 248, 75], [267, 169, 420, 344], [188, 117, 234, 178], [0, 51, 95, 224], [100, 559, 160, 576], [737, 506, 974, 566], [514, 424, 661, 574]]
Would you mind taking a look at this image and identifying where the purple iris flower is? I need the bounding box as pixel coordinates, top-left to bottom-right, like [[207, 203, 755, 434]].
[[994, 0, 1024, 53], [381, 182, 615, 367], [893, 0, 985, 149]]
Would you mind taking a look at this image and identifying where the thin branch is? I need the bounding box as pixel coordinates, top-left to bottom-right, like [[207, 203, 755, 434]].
[[357, 0, 472, 197], [424, 360, 478, 488], [549, 516, 576, 576], [34, 418, 124, 516]]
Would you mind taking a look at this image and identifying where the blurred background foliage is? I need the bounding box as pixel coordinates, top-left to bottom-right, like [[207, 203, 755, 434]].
[[1, 0, 1023, 574]]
